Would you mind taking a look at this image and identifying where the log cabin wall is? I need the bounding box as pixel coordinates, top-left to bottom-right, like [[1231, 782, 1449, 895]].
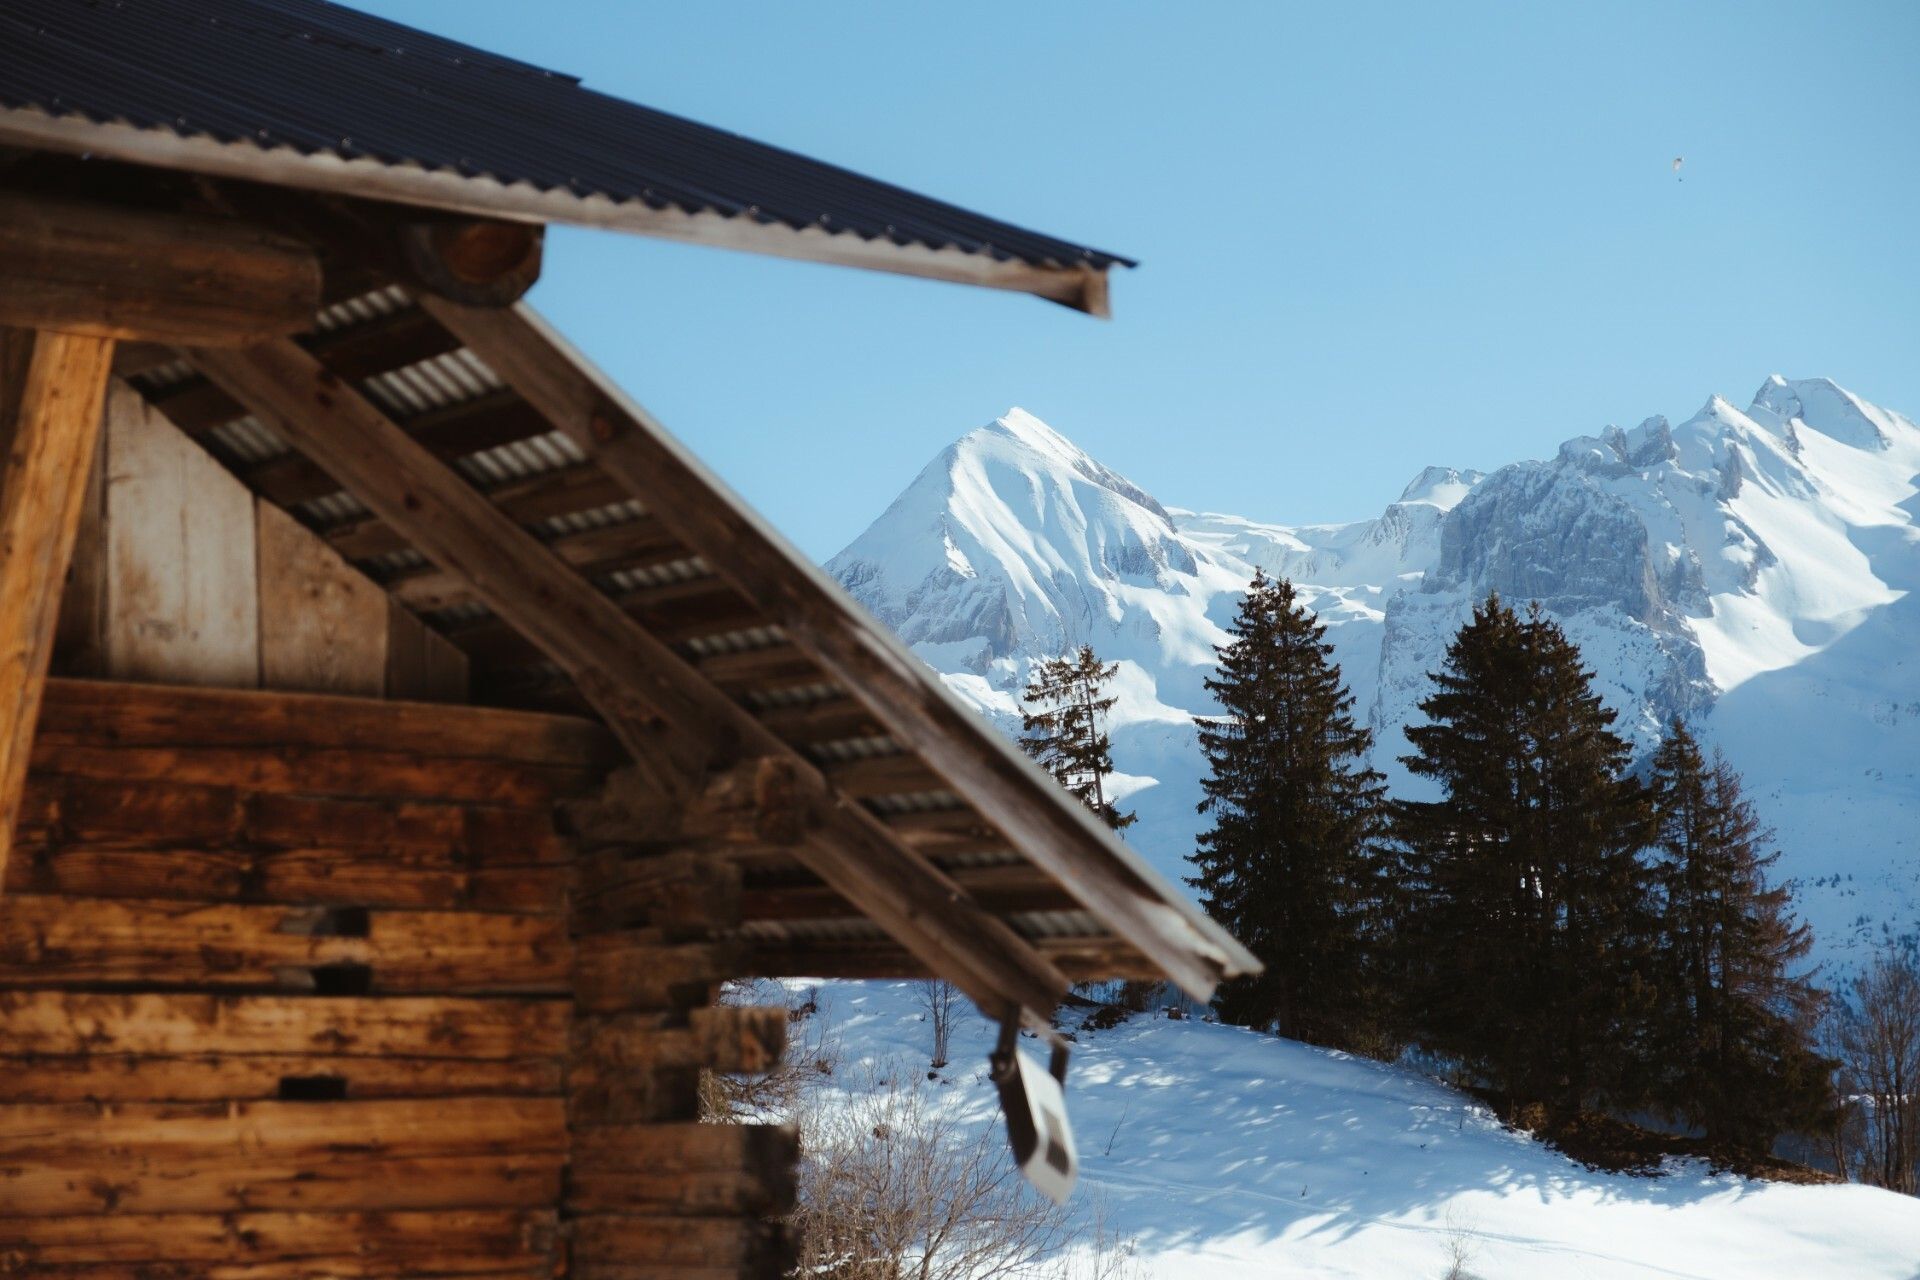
[[0, 680, 794, 1278], [53, 378, 468, 701]]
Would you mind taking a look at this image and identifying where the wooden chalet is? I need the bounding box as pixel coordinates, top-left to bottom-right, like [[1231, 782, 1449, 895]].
[[0, 1, 1257, 1275]]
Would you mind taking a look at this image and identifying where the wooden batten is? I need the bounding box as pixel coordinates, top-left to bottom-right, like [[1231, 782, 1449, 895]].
[[0, 192, 321, 344]]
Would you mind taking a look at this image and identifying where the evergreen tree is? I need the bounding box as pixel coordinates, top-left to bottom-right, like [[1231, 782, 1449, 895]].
[[1187, 571, 1389, 1049], [1647, 719, 1830, 1152], [1019, 644, 1133, 831], [1393, 595, 1655, 1116]]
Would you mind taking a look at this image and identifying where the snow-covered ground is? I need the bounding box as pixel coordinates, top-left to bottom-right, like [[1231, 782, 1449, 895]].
[[808, 979, 1920, 1280]]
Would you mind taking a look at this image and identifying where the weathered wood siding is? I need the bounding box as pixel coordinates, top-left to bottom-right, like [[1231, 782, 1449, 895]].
[[0, 681, 796, 1278], [54, 378, 469, 701], [0, 680, 607, 1276]]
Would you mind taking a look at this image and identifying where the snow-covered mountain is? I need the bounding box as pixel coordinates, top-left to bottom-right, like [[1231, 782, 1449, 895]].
[[829, 382, 1920, 963]]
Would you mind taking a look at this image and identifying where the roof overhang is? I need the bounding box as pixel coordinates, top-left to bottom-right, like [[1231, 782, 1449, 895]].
[[0, 107, 1115, 317]]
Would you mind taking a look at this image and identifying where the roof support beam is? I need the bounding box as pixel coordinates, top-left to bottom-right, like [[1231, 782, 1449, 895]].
[[0, 193, 320, 345], [0, 327, 115, 894], [183, 339, 1067, 1025], [422, 300, 1258, 1001]]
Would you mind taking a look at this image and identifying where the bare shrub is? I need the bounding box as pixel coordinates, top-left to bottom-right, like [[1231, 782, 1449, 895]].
[[792, 1059, 1074, 1280], [1829, 944, 1920, 1193], [917, 979, 964, 1070]]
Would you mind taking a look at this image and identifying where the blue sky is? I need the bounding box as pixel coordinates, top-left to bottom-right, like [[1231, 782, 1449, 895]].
[[367, 1, 1920, 559]]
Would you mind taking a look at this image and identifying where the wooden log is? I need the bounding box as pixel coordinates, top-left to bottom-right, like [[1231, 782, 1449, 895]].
[[0, 328, 114, 897], [570, 1215, 793, 1278], [188, 338, 1069, 1022], [5, 840, 563, 913], [572, 933, 737, 1015], [0, 896, 571, 994], [426, 299, 1256, 1001], [568, 1008, 785, 1124], [0, 194, 320, 344], [568, 1122, 798, 1217], [0, 1097, 566, 1215], [572, 849, 741, 936], [0, 1208, 559, 1276], [35, 677, 620, 774], [0, 1050, 564, 1103], [0, 992, 566, 1059], [15, 775, 572, 865]]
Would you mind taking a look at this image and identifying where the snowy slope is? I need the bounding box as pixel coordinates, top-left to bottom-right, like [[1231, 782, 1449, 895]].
[[828, 381, 1920, 962], [804, 979, 1920, 1279]]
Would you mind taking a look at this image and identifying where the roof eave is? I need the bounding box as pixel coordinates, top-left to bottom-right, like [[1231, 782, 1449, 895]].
[[0, 107, 1117, 317]]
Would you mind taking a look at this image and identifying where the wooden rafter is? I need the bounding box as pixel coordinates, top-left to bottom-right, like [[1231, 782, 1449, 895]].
[[183, 340, 1068, 1024], [0, 328, 115, 892], [421, 299, 1259, 1000]]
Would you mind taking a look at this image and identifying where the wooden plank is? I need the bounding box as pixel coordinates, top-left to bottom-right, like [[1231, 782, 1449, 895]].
[[0, 1097, 566, 1215], [0, 896, 571, 993], [0, 192, 320, 344], [186, 340, 1067, 1022], [0, 328, 114, 898], [387, 514, 687, 611], [249, 389, 553, 506], [572, 934, 736, 1015], [386, 598, 473, 702], [100, 378, 261, 688], [256, 499, 390, 696], [323, 463, 632, 563], [429, 300, 1256, 1001], [0, 1209, 559, 1276]]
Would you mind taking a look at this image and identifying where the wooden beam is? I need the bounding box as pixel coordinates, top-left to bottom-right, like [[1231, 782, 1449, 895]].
[[0, 328, 113, 897], [184, 340, 1068, 1023], [423, 300, 1259, 1000], [0, 193, 320, 344]]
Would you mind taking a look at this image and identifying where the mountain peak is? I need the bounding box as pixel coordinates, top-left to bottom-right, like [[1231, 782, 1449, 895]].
[[1748, 375, 1894, 451], [1397, 465, 1484, 509]]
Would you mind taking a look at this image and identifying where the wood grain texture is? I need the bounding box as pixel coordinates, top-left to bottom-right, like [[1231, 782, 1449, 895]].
[[0, 1097, 566, 1214], [387, 597, 471, 703], [0, 327, 113, 897], [255, 499, 388, 696], [0, 1209, 560, 1276], [0, 192, 321, 344], [0, 895, 571, 993], [100, 379, 260, 688]]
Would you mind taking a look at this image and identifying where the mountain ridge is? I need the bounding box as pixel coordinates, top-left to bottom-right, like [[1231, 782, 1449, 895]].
[[828, 379, 1920, 962]]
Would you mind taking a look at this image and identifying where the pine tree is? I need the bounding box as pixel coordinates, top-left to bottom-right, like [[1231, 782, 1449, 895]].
[[1019, 644, 1133, 831], [1187, 571, 1389, 1049], [1647, 719, 1830, 1152], [1393, 595, 1655, 1117]]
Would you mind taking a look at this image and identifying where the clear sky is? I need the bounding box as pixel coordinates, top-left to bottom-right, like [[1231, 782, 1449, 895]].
[[366, 1, 1919, 559]]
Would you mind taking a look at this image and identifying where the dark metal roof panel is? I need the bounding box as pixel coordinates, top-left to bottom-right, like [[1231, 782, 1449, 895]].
[[0, 0, 1134, 271]]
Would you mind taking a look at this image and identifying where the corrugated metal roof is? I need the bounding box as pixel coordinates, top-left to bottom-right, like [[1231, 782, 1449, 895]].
[[0, 0, 1133, 273]]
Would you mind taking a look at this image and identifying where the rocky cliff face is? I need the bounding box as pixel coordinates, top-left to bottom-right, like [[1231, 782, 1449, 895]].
[[829, 379, 1920, 962]]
